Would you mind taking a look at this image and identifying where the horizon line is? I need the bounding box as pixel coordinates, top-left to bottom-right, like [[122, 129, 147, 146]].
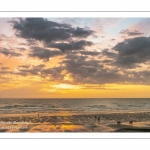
[[0, 97, 150, 99]]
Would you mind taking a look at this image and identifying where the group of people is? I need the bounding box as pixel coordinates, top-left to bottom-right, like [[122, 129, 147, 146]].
[[94, 115, 133, 125], [117, 120, 133, 125]]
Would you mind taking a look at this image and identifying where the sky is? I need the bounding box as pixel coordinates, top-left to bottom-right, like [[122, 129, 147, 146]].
[[0, 17, 150, 98]]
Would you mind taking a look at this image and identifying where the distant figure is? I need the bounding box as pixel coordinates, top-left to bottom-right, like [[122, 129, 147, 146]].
[[92, 128, 94, 132], [98, 117, 100, 122], [129, 120, 133, 124], [95, 116, 97, 120], [117, 121, 121, 125]]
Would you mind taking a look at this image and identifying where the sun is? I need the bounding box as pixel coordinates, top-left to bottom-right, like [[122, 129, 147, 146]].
[[53, 84, 80, 90]]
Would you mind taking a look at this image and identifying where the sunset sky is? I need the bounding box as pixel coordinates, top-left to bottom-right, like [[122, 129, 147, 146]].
[[1, 18, 150, 98]]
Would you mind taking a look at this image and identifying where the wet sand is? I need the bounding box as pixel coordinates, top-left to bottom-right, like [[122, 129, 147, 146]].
[[1, 112, 150, 132]]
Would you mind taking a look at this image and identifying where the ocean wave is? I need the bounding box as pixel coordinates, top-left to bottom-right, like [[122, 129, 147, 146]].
[[0, 104, 41, 109]]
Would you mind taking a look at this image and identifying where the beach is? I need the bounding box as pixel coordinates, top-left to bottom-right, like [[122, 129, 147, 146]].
[[1, 98, 150, 132], [1, 111, 150, 132]]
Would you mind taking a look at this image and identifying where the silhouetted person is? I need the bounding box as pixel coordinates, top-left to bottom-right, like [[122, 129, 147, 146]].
[[98, 117, 100, 122], [95, 116, 97, 120], [129, 120, 133, 124], [117, 121, 121, 125]]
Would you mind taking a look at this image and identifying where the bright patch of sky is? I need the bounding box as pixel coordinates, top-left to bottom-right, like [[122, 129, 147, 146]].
[[104, 18, 146, 37]]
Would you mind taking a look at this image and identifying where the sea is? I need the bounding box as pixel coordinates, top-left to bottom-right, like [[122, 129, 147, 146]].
[[0, 98, 150, 114]]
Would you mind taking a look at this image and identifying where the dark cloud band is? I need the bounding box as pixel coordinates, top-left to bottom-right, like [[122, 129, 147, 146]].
[[12, 18, 94, 43]]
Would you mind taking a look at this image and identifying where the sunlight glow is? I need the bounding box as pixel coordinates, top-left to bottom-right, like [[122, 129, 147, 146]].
[[53, 84, 81, 90]]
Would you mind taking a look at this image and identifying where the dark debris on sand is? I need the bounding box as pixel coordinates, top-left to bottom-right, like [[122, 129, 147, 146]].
[[114, 128, 150, 132]]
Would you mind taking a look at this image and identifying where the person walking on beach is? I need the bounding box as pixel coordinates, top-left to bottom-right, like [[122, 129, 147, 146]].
[[98, 116, 100, 122], [117, 121, 121, 124]]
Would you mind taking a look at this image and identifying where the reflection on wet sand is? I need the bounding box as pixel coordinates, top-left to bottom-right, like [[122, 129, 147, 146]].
[[1, 112, 150, 132]]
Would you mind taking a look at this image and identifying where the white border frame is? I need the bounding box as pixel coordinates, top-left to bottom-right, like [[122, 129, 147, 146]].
[[0, 11, 150, 139], [0, 12, 150, 18]]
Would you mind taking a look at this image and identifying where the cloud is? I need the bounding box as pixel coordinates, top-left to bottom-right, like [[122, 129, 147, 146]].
[[29, 47, 62, 61], [11, 47, 27, 51], [64, 53, 100, 66], [17, 64, 64, 80], [102, 59, 114, 64], [129, 18, 150, 37], [1, 67, 10, 70], [62, 54, 126, 84], [101, 49, 117, 58], [120, 29, 143, 36], [72, 27, 94, 38], [11, 18, 95, 60], [121, 70, 150, 85], [26, 39, 38, 46], [12, 18, 94, 43], [17, 64, 45, 76], [0, 71, 12, 74], [79, 51, 101, 56], [46, 40, 93, 52], [5, 47, 150, 85], [111, 39, 115, 41], [59, 52, 150, 85], [16, 47, 26, 51], [41, 66, 64, 79], [19, 43, 27, 46], [113, 36, 150, 67], [0, 47, 22, 57], [3, 18, 150, 86], [18, 65, 30, 69]]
